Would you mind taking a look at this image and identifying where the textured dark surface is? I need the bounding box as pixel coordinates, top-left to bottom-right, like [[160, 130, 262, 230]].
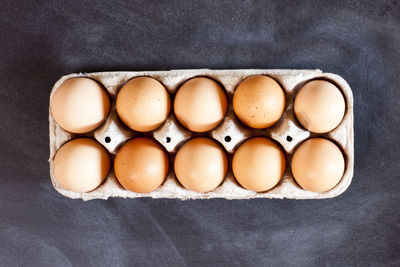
[[1, 0, 399, 266]]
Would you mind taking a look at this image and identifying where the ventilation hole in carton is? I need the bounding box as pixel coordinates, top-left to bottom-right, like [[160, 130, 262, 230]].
[[105, 137, 111, 143], [286, 136, 292, 142], [224, 136, 231, 142], [166, 137, 171, 143]]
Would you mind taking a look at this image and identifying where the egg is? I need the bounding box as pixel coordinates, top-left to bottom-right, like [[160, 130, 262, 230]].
[[50, 78, 110, 133], [233, 75, 285, 129], [174, 77, 228, 132], [53, 138, 110, 193], [232, 137, 286, 192], [294, 80, 345, 133], [291, 138, 345, 192], [114, 137, 169, 193], [116, 77, 171, 132], [174, 137, 228, 192]]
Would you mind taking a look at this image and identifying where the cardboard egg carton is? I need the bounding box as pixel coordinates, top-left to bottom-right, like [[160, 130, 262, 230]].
[[48, 69, 354, 200]]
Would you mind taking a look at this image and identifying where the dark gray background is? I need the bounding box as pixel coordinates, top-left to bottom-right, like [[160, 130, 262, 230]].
[[1, 0, 399, 266]]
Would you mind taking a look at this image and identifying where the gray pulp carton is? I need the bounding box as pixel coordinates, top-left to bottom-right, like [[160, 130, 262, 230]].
[[49, 69, 354, 200]]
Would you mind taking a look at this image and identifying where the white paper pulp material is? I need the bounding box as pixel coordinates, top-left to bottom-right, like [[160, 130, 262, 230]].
[[48, 69, 354, 200]]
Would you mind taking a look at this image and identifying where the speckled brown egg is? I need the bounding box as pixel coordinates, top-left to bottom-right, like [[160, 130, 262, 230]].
[[233, 75, 285, 129]]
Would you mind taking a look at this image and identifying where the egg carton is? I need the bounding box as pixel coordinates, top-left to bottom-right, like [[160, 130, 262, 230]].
[[48, 69, 354, 200]]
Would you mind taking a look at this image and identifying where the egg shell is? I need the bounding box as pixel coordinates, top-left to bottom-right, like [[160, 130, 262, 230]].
[[174, 77, 228, 132], [294, 79, 345, 133], [116, 77, 171, 132], [232, 137, 286, 192], [291, 138, 345, 192], [114, 137, 169, 193], [53, 138, 110, 193], [49, 69, 353, 200], [50, 77, 110, 134], [233, 75, 286, 129], [174, 137, 228, 193]]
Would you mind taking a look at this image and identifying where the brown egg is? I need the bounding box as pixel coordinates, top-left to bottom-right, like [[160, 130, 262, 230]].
[[174, 137, 228, 192], [232, 137, 286, 192], [50, 78, 110, 134], [114, 137, 169, 193], [233, 75, 286, 129], [291, 138, 345, 192], [174, 77, 228, 132], [53, 138, 110, 193], [294, 80, 345, 133], [116, 77, 171, 132]]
